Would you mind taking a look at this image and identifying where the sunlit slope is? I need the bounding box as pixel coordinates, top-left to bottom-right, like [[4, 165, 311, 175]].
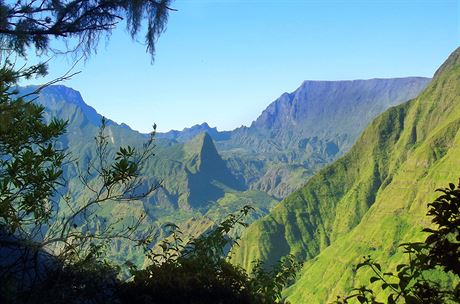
[[232, 47, 460, 302]]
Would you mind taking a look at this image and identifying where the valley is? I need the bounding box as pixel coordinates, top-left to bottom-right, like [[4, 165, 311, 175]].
[[29, 76, 429, 268]]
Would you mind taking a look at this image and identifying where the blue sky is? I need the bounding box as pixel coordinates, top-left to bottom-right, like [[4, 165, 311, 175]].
[[27, 0, 459, 133]]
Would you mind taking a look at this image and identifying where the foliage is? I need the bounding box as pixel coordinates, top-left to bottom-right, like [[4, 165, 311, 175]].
[[121, 206, 302, 304], [334, 180, 460, 304], [251, 254, 302, 303], [1, 244, 120, 304], [0, 61, 66, 235], [423, 182, 460, 276], [0, 0, 174, 60]]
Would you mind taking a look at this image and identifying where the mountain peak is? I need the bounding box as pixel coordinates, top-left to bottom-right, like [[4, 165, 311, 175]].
[[433, 47, 460, 79], [158, 122, 223, 142], [182, 132, 242, 206], [184, 132, 216, 158], [199, 122, 210, 129], [181, 122, 212, 132]]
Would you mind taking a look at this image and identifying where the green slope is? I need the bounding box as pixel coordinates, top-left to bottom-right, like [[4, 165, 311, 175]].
[[232, 47, 460, 303]]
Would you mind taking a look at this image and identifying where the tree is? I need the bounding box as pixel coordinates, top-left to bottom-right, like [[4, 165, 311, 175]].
[[0, 63, 66, 235], [121, 207, 302, 304], [0, 0, 174, 60], [0, 1, 174, 301]]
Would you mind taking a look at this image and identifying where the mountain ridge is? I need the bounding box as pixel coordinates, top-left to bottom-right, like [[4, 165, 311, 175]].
[[216, 77, 431, 199], [157, 77, 431, 142]]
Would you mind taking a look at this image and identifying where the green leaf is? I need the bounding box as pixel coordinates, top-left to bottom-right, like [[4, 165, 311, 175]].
[[370, 276, 380, 283]]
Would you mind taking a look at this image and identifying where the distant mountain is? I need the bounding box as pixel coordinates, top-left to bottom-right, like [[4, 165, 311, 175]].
[[232, 48, 460, 303], [26, 85, 243, 211], [157, 78, 430, 199], [158, 122, 231, 142], [244, 77, 429, 145]]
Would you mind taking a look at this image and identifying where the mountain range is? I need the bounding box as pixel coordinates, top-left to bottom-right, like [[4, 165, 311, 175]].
[[26, 68, 433, 290], [160, 77, 430, 198]]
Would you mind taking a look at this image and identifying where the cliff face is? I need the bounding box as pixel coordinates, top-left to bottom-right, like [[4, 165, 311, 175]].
[[219, 77, 430, 197]]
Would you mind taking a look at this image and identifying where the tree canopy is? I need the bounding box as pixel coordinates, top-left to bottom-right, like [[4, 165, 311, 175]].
[[0, 0, 174, 60]]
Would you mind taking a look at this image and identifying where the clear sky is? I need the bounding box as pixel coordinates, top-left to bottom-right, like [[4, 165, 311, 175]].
[[26, 0, 459, 133]]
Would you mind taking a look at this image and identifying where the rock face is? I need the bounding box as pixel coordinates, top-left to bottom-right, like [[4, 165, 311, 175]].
[[232, 48, 460, 303], [228, 77, 431, 153], [252, 78, 430, 138]]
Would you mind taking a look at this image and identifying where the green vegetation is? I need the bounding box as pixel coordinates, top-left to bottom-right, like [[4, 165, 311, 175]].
[[334, 180, 460, 304], [0, 4, 302, 303], [121, 207, 302, 304], [233, 47, 460, 303]]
